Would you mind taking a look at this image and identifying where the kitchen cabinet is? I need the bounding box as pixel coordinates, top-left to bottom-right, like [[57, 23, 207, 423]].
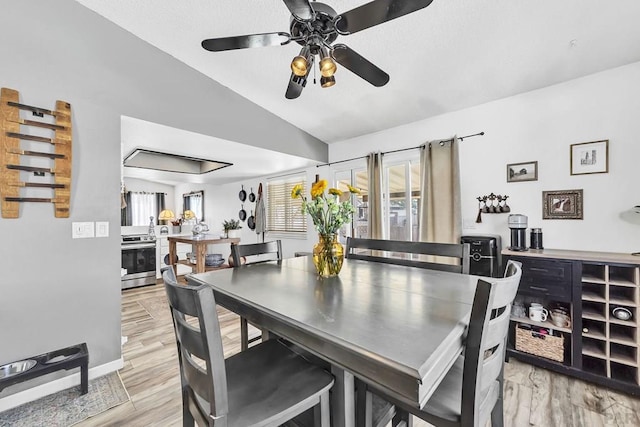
[[504, 248, 640, 396]]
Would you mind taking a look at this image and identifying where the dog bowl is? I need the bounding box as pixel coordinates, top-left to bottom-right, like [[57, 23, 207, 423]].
[[0, 359, 37, 379]]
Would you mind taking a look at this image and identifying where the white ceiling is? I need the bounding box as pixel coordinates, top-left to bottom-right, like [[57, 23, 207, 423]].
[[76, 0, 640, 183], [121, 116, 320, 186]]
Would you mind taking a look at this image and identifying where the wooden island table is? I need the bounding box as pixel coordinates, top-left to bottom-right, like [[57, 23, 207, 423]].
[[168, 234, 240, 274]]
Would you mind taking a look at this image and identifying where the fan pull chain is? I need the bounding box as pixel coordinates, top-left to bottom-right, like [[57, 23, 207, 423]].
[[313, 61, 317, 85]]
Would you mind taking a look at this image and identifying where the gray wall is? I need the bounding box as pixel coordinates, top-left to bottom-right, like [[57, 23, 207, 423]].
[[0, 0, 326, 396]]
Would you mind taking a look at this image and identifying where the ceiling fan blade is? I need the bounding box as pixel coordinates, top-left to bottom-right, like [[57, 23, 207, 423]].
[[282, 0, 314, 21], [335, 0, 434, 35], [285, 73, 308, 99], [201, 32, 290, 52], [285, 56, 313, 99], [331, 44, 389, 87]]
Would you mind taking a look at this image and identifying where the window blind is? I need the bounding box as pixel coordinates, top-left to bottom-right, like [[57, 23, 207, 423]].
[[267, 175, 307, 233]]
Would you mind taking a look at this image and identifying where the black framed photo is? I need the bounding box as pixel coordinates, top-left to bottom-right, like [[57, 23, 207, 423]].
[[542, 189, 583, 220], [570, 140, 609, 175], [507, 161, 538, 183]]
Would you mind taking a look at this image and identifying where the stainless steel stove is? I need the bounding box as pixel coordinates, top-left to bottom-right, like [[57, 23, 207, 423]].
[[121, 234, 156, 289]]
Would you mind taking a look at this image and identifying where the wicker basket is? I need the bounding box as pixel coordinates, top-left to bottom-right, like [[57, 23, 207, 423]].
[[515, 325, 564, 362]]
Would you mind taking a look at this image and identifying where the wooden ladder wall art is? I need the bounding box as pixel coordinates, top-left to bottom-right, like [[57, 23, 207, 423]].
[[0, 88, 72, 218]]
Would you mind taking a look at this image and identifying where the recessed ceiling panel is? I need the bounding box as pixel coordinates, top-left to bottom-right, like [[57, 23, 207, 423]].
[[123, 148, 232, 174]]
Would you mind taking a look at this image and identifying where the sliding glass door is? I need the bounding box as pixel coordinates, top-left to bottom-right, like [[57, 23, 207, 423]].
[[385, 158, 420, 241]]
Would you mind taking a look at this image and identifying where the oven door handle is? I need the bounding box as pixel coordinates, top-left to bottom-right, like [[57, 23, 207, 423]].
[[121, 243, 156, 250]]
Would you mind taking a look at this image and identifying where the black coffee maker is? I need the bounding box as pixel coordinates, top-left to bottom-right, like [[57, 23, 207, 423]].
[[508, 214, 528, 251]]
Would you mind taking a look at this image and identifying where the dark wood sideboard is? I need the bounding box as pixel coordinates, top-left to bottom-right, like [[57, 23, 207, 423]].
[[503, 248, 640, 396]]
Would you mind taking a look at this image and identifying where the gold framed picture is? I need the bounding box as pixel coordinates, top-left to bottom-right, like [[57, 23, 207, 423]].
[[542, 189, 583, 220]]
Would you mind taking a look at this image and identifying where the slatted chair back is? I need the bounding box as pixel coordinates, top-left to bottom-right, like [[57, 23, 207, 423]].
[[231, 240, 282, 267], [229, 240, 283, 351], [460, 260, 522, 426], [162, 268, 229, 426], [345, 237, 470, 274]]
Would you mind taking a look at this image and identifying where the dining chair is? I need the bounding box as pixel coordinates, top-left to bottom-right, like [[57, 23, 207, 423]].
[[345, 237, 470, 274], [162, 268, 334, 427], [359, 260, 522, 427], [230, 240, 283, 350]]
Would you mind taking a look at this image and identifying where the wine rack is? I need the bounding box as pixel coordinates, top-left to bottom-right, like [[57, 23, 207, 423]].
[[581, 262, 639, 384], [0, 87, 72, 218], [504, 248, 640, 396]]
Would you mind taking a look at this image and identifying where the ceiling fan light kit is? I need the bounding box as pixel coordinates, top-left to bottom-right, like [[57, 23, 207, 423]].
[[291, 45, 312, 76], [201, 0, 434, 98], [321, 75, 336, 88]]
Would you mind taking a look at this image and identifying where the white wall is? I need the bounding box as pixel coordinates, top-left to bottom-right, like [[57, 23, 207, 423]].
[[0, 0, 325, 402], [330, 62, 640, 254]]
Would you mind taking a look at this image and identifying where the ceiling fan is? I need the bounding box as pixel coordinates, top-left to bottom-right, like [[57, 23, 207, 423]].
[[201, 0, 434, 99]]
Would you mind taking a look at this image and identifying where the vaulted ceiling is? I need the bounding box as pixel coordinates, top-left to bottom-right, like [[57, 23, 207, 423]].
[[76, 0, 640, 145]]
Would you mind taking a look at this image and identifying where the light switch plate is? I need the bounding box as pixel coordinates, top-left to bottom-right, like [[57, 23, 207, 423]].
[[95, 221, 109, 237], [72, 222, 95, 239]]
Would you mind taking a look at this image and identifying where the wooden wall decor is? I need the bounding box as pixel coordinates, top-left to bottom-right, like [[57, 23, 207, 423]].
[[0, 88, 72, 218]]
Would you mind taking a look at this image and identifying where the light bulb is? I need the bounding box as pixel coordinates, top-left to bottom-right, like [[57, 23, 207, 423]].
[[319, 57, 337, 78], [291, 55, 308, 77]]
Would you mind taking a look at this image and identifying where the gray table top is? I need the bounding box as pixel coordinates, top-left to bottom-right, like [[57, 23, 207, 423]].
[[190, 256, 481, 408]]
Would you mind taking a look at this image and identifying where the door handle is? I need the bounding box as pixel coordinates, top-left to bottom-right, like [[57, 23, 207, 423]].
[[529, 267, 549, 273], [529, 286, 549, 292]]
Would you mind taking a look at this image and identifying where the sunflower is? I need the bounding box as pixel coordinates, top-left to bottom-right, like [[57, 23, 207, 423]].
[[347, 185, 361, 195], [328, 188, 343, 196], [311, 179, 328, 198], [291, 184, 303, 199]]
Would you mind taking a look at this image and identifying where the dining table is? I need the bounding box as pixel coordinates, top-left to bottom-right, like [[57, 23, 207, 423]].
[[188, 256, 482, 427]]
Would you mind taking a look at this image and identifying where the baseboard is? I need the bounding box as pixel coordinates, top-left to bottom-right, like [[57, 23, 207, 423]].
[[0, 357, 124, 413]]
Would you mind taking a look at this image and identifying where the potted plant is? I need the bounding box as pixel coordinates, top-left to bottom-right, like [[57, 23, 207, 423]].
[[222, 219, 242, 238]]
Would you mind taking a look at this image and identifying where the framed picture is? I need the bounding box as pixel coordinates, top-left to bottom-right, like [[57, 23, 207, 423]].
[[507, 161, 538, 183], [542, 189, 583, 220], [570, 140, 609, 175]]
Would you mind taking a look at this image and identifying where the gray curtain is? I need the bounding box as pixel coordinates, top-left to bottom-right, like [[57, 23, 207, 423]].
[[419, 137, 461, 244], [367, 152, 384, 239], [155, 192, 166, 224]]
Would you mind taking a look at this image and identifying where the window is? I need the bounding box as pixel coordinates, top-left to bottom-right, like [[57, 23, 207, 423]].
[[333, 153, 421, 241], [121, 191, 165, 226], [267, 175, 307, 234], [334, 168, 368, 240], [183, 190, 204, 222]]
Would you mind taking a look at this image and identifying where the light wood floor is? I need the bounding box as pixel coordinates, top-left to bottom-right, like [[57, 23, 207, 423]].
[[77, 281, 640, 427]]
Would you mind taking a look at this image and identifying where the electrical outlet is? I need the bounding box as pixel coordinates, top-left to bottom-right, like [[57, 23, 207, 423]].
[[463, 218, 477, 229]]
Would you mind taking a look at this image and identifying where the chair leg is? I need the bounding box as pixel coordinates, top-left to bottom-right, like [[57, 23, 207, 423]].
[[491, 365, 505, 427], [240, 317, 248, 351], [182, 393, 195, 427]]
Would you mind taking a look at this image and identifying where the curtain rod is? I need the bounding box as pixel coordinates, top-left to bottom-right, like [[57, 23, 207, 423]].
[[316, 131, 485, 168]]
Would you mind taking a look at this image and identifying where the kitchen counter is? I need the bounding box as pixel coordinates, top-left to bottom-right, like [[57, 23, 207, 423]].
[[502, 248, 640, 265]]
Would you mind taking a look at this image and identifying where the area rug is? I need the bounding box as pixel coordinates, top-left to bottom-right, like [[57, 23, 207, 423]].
[[0, 372, 130, 427], [138, 296, 171, 320]]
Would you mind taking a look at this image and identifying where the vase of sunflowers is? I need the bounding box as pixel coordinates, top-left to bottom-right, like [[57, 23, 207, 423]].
[[292, 179, 360, 277]]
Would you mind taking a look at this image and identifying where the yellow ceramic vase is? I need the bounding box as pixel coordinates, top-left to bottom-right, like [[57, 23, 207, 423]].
[[313, 234, 344, 277]]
